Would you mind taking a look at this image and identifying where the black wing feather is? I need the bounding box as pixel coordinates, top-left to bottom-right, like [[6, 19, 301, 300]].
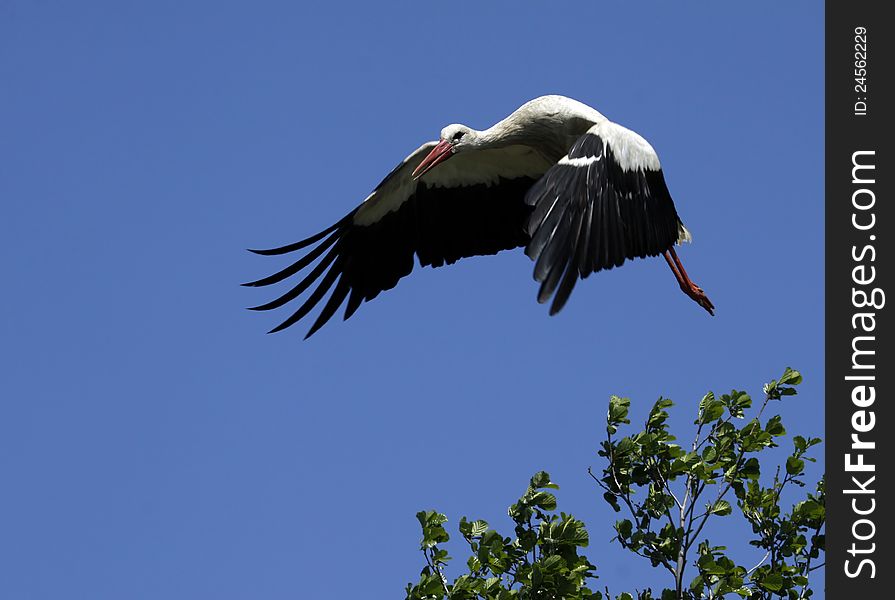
[[304, 275, 352, 340], [242, 230, 340, 288], [266, 255, 346, 334], [247, 176, 536, 337], [525, 131, 684, 312], [246, 241, 342, 311], [247, 219, 346, 256]]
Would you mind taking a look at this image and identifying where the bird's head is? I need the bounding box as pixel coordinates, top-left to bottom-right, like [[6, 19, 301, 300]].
[[411, 124, 476, 179]]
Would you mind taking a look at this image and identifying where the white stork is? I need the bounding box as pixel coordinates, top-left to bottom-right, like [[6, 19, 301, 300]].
[[244, 95, 714, 338]]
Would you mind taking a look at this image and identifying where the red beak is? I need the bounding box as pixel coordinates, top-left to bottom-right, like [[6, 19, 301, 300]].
[[412, 140, 454, 180]]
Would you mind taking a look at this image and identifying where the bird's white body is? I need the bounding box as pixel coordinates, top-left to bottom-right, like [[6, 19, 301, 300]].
[[246, 95, 710, 337], [474, 95, 607, 159], [355, 96, 658, 225]]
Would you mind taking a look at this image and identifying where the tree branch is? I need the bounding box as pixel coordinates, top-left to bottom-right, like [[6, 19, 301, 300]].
[[423, 547, 449, 597]]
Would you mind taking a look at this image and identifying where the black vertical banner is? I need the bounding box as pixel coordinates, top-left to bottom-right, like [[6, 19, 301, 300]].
[[826, 2, 894, 597]]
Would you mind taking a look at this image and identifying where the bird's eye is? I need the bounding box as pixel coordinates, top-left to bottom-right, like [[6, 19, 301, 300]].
[[452, 131, 465, 141]]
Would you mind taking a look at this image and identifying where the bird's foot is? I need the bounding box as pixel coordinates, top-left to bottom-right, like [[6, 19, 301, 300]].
[[681, 281, 714, 316]]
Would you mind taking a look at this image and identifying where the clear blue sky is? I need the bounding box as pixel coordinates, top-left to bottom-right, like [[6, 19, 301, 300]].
[[1, 2, 824, 598]]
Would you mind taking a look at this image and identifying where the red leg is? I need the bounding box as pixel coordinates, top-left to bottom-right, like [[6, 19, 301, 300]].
[[663, 250, 686, 289], [664, 248, 714, 315]]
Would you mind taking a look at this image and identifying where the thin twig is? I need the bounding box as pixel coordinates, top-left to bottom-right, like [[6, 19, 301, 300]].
[[746, 551, 771, 575]]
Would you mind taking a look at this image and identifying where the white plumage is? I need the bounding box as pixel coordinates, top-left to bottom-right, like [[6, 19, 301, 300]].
[[245, 95, 713, 338]]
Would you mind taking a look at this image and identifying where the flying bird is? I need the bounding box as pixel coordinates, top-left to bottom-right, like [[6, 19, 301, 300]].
[[244, 95, 714, 338]]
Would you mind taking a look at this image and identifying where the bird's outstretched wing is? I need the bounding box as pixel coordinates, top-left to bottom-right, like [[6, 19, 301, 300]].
[[524, 121, 690, 315], [245, 142, 551, 337]]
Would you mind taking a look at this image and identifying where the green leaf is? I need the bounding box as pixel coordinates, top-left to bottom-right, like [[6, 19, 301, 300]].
[[529, 490, 557, 511], [530, 471, 560, 490], [765, 415, 786, 436], [759, 572, 784, 592], [432, 548, 451, 565], [786, 456, 805, 476], [733, 391, 752, 409], [697, 393, 725, 423], [794, 499, 825, 521], [459, 517, 490, 539], [701, 560, 728, 575], [740, 457, 761, 479], [689, 574, 707, 593], [615, 437, 636, 456], [416, 511, 450, 548], [542, 517, 589, 547], [603, 491, 621, 512], [710, 499, 733, 516], [416, 510, 446, 528], [540, 554, 564, 572], [647, 397, 674, 429], [779, 368, 803, 385], [467, 555, 482, 572], [616, 519, 633, 539], [608, 395, 631, 433]]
